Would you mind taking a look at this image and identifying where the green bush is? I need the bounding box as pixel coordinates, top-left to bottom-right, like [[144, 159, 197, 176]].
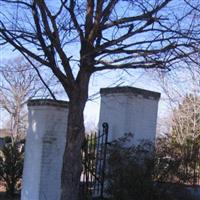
[[105, 134, 198, 200], [0, 139, 24, 196]]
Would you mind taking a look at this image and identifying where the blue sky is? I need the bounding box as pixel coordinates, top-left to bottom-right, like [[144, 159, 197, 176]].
[[0, 47, 164, 130], [0, 0, 199, 132], [1, 43, 199, 133]]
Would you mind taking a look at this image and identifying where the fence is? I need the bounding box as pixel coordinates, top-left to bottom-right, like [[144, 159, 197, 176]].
[[80, 122, 109, 200]]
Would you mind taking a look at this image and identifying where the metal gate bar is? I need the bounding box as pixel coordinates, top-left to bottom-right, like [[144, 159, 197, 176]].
[[80, 122, 109, 200]]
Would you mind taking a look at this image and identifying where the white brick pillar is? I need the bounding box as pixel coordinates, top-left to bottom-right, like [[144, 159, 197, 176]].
[[98, 87, 160, 143], [21, 99, 68, 200]]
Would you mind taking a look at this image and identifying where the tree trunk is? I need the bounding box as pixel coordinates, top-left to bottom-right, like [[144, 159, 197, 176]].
[[60, 98, 86, 200], [60, 69, 91, 200]]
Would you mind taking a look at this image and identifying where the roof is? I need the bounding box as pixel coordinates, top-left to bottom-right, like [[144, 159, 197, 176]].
[[28, 99, 69, 108], [100, 86, 161, 100]]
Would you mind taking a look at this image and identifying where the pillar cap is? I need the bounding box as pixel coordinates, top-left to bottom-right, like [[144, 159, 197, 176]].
[[100, 86, 161, 100], [27, 99, 69, 108]]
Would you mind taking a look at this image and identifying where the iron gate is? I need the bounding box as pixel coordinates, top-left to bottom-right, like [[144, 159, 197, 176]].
[[80, 122, 109, 200]]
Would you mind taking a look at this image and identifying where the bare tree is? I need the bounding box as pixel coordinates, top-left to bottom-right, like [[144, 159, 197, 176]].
[[169, 94, 200, 185], [171, 93, 200, 143], [151, 53, 200, 138], [0, 1, 199, 199], [0, 57, 49, 139]]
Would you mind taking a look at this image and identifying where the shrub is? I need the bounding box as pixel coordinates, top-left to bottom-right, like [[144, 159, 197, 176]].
[[105, 134, 198, 200], [0, 139, 24, 196], [105, 134, 157, 200]]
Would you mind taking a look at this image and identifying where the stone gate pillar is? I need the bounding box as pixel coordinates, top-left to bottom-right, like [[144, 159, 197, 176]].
[[98, 87, 160, 143], [21, 99, 68, 200]]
